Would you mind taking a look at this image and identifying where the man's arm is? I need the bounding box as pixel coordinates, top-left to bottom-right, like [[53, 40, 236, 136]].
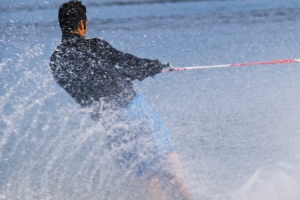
[[118, 53, 164, 81], [98, 39, 165, 81]]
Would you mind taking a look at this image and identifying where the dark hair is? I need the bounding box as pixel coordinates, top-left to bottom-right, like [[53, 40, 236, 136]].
[[59, 0, 87, 33]]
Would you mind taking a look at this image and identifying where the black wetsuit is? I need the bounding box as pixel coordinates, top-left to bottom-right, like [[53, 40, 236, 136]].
[[50, 33, 164, 119]]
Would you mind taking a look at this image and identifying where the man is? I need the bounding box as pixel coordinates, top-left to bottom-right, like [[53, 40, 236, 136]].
[[50, 1, 190, 199]]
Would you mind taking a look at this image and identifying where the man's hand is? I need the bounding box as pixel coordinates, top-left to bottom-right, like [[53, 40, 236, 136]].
[[163, 62, 175, 71]]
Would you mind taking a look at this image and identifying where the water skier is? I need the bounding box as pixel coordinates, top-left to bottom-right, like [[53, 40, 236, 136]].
[[50, 1, 190, 199]]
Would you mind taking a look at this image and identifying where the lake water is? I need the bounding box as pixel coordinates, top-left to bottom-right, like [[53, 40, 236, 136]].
[[1, 0, 300, 199]]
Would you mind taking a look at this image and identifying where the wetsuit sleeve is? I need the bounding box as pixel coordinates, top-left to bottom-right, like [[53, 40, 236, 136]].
[[101, 40, 165, 81]]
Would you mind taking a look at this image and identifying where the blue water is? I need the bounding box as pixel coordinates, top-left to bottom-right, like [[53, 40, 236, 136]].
[[2, 0, 300, 199]]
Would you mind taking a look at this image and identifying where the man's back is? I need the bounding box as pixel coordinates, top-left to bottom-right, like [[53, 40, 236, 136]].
[[50, 33, 164, 119]]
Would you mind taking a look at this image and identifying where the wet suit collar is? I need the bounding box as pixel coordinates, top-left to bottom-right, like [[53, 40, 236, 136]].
[[61, 33, 84, 43]]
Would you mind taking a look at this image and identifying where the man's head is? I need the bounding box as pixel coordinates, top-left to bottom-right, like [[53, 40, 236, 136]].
[[59, 0, 87, 36]]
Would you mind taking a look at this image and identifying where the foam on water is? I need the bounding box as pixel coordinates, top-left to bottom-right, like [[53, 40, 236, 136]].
[[0, 45, 152, 199]]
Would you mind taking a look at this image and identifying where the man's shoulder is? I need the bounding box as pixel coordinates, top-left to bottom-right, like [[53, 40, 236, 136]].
[[87, 37, 110, 46], [50, 37, 112, 58]]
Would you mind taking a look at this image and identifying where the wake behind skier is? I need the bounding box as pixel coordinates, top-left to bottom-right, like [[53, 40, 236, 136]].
[[50, 1, 190, 199]]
